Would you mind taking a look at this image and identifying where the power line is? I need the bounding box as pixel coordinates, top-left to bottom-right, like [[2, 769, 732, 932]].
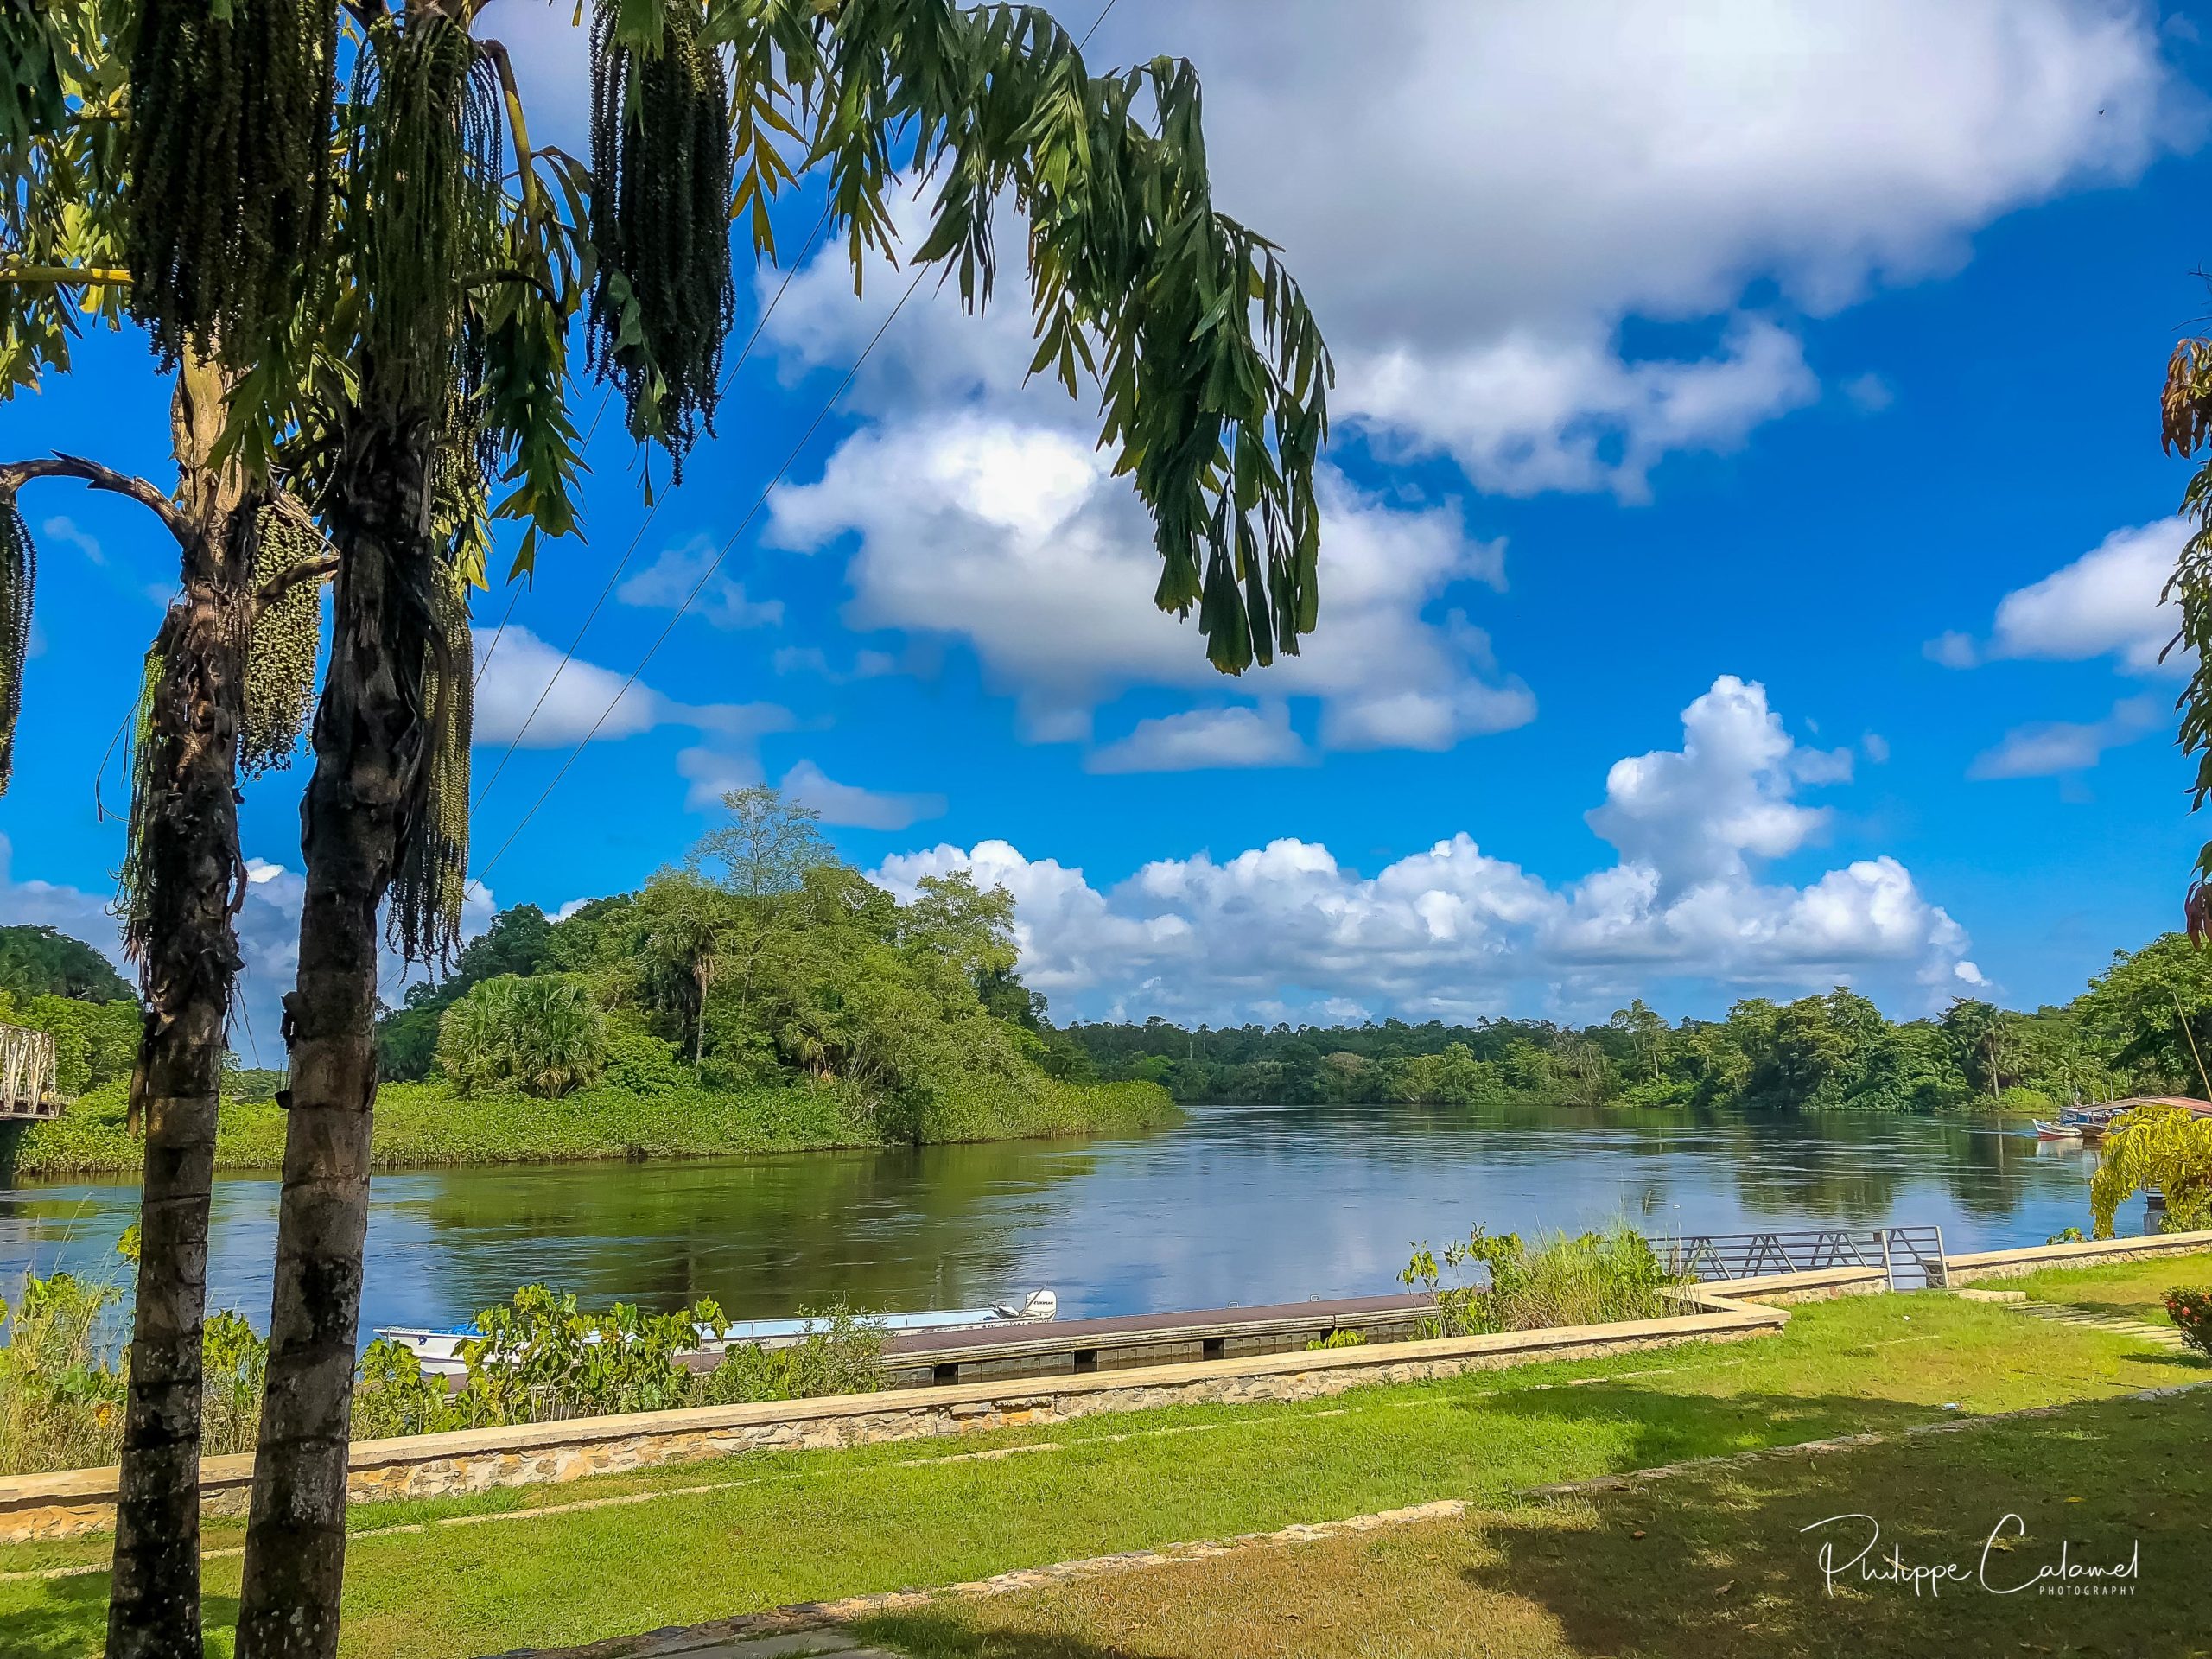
[[472, 262, 928, 887], [468, 199, 836, 809], [466, 0, 1116, 893]]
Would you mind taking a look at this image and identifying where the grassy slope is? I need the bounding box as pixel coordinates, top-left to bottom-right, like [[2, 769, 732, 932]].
[[8, 1077, 1176, 1177], [3, 1263, 2206, 1658], [874, 1390, 2212, 1659]]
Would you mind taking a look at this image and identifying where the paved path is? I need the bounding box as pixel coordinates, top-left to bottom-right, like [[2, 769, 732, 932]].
[[1961, 1287, 2191, 1351]]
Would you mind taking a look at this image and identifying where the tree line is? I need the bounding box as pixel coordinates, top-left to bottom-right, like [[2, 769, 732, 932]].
[[1052, 932, 2212, 1114]]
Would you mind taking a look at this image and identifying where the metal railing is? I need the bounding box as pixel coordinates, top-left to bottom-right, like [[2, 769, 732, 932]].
[[0, 1023, 59, 1122], [1662, 1225, 1948, 1290]]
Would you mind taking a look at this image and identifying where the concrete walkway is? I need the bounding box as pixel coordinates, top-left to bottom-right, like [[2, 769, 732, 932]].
[[1958, 1286, 2190, 1350]]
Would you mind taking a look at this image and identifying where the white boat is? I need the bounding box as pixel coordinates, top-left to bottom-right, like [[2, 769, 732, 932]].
[[375, 1289, 1058, 1380], [2033, 1118, 2083, 1141]]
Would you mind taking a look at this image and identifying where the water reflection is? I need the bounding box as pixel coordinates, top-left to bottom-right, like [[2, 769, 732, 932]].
[[0, 1100, 2146, 1339]]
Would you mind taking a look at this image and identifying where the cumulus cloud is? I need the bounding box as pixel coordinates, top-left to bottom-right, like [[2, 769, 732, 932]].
[[473, 626, 792, 749], [618, 533, 784, 630], [766, 417, 1531, 754], [874, 676, 1978, 1022], [1989, 519, 2185, 671], [1967, 694, 2164, 779], [1936, 519, 2187, 673], [762, 1, 2187, 505]]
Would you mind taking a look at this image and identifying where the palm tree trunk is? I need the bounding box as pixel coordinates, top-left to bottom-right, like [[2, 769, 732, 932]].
[[105, 353, 257, 1659], [236, 413, 430, 1659]]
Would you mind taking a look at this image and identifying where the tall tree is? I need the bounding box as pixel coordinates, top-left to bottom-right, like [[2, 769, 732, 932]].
[[228, 3, 1331, 1653], [3, 7, 337, 1654]]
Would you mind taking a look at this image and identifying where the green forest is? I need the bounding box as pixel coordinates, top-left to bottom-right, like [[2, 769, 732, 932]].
[[5, 790, 1169, 1176], [13, 792, 2212, 1178], [1052, 932, 2212, 1116]]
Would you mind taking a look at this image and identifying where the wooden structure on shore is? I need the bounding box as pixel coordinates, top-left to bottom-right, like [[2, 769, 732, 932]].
[[0, 1022, 60, 1121]]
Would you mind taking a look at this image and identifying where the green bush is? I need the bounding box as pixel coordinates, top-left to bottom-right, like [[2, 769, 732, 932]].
[[1402, 1223, 1686, 1337], [0, 1239, 266, 1476], [601, 1010, 689, 1095], [1999, 1085, 2056, 1116], [2165, 1287, 2212, 1358], [436, 975, 608, 1099], [698, 1306, 887, 1404]]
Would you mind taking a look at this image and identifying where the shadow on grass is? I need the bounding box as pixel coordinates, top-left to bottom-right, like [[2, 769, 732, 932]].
[[857, 1611, 1178, 1659], [3, 1574, 241, 1659], [1456, 1389, 2209, 1659], [1439, 1379, 1940, 1478]]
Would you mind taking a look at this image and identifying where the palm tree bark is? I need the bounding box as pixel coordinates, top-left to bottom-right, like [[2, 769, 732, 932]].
[[235, 411, 430, 1659], [105, 352, 258, 1659]]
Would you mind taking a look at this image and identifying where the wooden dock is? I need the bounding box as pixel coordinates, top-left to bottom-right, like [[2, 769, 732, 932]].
[[865, 1293, 1438, 1388], [0, 1023, 60, 1122]]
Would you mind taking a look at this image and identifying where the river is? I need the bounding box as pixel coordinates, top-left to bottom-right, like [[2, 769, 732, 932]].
[[0, 1100, 2142, 1338]]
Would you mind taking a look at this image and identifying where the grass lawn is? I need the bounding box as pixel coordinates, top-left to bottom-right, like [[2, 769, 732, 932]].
[[2005, 1250, 2212, 1326], [867, 1389, 2212, 1659], [2, 1273, 2206, 1659]]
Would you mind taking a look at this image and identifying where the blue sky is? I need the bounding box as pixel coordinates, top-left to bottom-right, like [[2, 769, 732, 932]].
[[6, 0, 2212, 1046]]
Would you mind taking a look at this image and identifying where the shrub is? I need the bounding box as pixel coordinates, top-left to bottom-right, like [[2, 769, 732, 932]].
[[1402, 1223, 1686, 1337], [0, 1270, 124, 1475], [2047, 1226, 2087, 1245], [1306, 1329, 1366, 1351], [436, 975, 608, 1099], [0, 1237, 267, 1475], [2090, 1103, 2212, 1236], [601, 1010, 689, 1095], [697, 1306, 887, 1404], [2166, 1287, 2212, 1358], [1998, 1085, 2056, 1116]]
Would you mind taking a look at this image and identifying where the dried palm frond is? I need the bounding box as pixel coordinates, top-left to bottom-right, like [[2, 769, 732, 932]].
[[0, 485, 33, 794]]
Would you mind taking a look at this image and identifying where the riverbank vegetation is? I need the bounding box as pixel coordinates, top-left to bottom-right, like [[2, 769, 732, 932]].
[[1059, 930, 2212, 1116], [1402, 1224, 1684, 1336], [1, 1241, 888, 1475], [5, 791, 1173, 1177], [3, 1267, 2204, 1656]]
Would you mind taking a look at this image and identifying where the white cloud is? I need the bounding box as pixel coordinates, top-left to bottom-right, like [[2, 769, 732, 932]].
[[472, 626, 791, 750], [875, 675, 1976, 1022], [1109, 0, 2186, 491], [617, 533, 784, 630], [766, 2, 2188, 504], [1986, 518, 2186, 671], [677, 751, 949, 828], [1968, 694, 2164, 779], [1343, 317, 1816, 501], [1087, 705, 1310, 774], [1586, 676, 1849, 892], [42, 515, 105, 567], [1925, 631, 1980, 670], [744, 2, 2191, 752], [779, 759, 946, 830], [766, 419, 1531, 755]]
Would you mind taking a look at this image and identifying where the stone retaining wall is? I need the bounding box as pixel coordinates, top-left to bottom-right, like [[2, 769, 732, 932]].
[[0, 1287, 1783, 1544], [1943, 1227, 2212, 1285], [7, 1238, 2203, 1546]]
